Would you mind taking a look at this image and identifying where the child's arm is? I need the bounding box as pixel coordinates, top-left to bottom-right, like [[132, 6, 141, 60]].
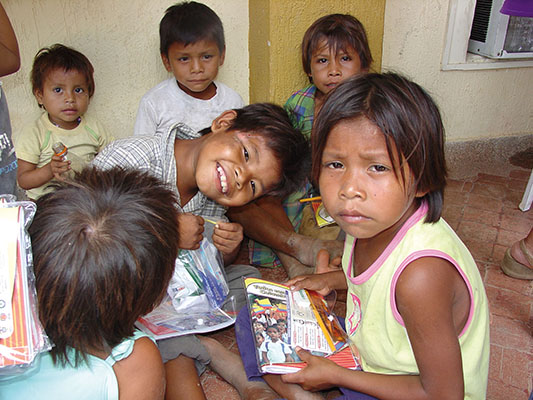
[[210, 220, 244, 266], [113, 337, 165, 400], [0, 3, 20, 77], [283, 257, 467, 399], [262, 351, 270, 364], [16, 156, 70, 189]]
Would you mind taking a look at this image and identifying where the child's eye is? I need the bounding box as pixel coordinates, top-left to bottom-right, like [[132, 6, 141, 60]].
[[202, 54, 213, 60], [243, 147, 249, 161], [250, 180, 256, 196], [317, 58, 328, 64], [178, 57, 189, 62], [325, 161, 343, 169], [341, 55, 352, 62], [74, 87, 84, 94], [53, 87, 62, 93], [370, 164, 389, 172]]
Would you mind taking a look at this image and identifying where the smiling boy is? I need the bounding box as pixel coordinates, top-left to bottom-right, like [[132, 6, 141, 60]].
[[133, 1, 243, 137], [93, 102, 308, 399]]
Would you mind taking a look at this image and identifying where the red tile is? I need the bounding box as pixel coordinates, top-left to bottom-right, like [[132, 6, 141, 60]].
[[510, 169, 532, 181], [446, 179, 465, 193], [496, 229, 528, 248], [467, 193, 503, 213], [485, 263, 533, 296], [462, 180, 474, 193], [462, 206, 501, 227], [488, 344, 503, 380], [492, 244, 507, 265], [445, 190, 470, 206], [457, 221, 498, 244], [463, 239, 494, 263], [489, 314, 533, 351], [501, 347, 533, 389], [500, 214, 533, 235], [501, 206, 533, 222], [477, 173, 511, 185], [442, 204, 464, 226], [471, 181, 508, 198], [503, 189, 527, 209], [508, 178, 528, 192], [487, 379, 530, 400], [485, 286, 531, 323]]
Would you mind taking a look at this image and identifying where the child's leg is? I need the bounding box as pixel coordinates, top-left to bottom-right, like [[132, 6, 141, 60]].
[[164, 355, 206, 400], [200, 336, 279, 400], [157, 335, 211, 400]]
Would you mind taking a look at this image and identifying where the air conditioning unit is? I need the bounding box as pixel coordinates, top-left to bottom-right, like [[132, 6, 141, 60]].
[[468, 0, 533, 59]]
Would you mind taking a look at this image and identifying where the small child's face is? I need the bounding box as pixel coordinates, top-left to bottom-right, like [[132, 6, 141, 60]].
[[309, 40, 363, 99], [318, 117, 420, 242], [34, 68, 90, 130], [254, 321, 265, 332], [256, 333, 264, 346], [162, 39, 225, 100], [266, 327, 280, 341], [194, 113, 282, 207]]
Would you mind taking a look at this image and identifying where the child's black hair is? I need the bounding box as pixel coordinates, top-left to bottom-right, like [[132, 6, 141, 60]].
[[30, 167, 180, 366], [312, 73, 447, 223], [160, 1, 225, 55]]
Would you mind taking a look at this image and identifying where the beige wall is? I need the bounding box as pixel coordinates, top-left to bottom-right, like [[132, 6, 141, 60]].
[[1, 0, 249, 140], [382, 0, 533, 142], [249, 0, 385, 104]]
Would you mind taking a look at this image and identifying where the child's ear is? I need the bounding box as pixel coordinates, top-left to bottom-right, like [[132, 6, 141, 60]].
[[211, 109, 237, 133], [160, 53, 172, 73], [219, 46, 226, 67], [34, 89, 44, 106]]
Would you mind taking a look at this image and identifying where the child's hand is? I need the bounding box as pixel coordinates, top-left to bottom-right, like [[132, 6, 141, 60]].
[[177, 213, 204, 250], [49, 154, 70, 180], [281, 347, 339, 391], [211, 221, 243, 256], [285, 250, 345, 296]]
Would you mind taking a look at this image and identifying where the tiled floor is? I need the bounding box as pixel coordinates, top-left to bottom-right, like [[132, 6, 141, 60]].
[[201, 168, 533, 399]]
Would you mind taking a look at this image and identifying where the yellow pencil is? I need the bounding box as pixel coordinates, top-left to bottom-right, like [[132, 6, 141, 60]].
[[203, 217, 218, 225], [299, 196, 322, 203]]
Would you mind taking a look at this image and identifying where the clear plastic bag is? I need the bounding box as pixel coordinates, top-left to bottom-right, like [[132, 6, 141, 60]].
[[0, 195, 50, 378], [167, 237, 229, 312]]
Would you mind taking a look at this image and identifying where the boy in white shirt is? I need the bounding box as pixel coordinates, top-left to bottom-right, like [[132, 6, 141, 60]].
[[134, 1, 243, 136]]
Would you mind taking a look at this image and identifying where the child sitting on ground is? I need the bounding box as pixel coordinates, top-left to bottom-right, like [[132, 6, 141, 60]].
[[134, 1, 243, 136], [236, 73, 490, 400], [93, 102, 308, 400], [228, 14, 373, 277], [0, 167, 180, 399], [14, 44, 113, 200]]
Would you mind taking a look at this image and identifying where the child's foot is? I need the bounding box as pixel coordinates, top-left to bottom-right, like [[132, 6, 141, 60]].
[[290, 235, 344, 268], [199, 336, 279, 400], [501, 237, 533, 280], [277, 252, 314, 279]]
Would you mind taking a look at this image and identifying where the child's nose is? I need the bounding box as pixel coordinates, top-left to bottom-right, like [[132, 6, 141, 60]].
[[191, 58, 203, 73], [234, 166, 250, 189], [339, 173, 364, 200], [65, 91, 75, 103], [328, 62, 341, 76]]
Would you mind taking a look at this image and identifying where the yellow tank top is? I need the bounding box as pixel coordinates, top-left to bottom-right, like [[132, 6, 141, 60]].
[[343, 203, 490, 399]]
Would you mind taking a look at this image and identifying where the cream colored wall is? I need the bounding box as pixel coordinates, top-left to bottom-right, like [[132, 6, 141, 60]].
[[382, 0, 533, 142], [249, 0, 384, 104], [1, 0, 249, 140]]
